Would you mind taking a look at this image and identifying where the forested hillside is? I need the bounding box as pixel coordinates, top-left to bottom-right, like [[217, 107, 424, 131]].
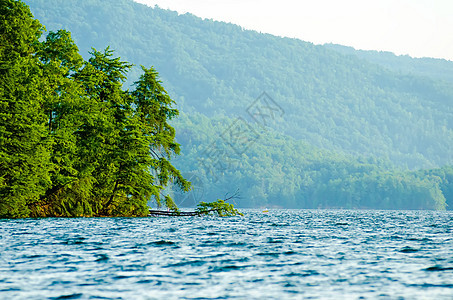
[[325, 44, 453, 84], [170, 112, 450, 210], [24, 0, 453, 210], [27, 0, 453, 169]]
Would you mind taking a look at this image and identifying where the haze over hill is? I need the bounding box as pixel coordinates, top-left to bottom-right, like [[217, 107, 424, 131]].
[[26, 0, 453, 209], [324, 44, 453, 84], [134, 0, 453, 62]]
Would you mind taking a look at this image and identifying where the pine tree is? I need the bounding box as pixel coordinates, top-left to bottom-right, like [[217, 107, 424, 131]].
[[131, 66, 191, 211]]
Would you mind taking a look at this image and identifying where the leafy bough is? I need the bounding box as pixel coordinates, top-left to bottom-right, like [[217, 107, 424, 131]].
[[195, 199, 243, 217], [195, 189, 242, 217], [149, 190, 243, 217]]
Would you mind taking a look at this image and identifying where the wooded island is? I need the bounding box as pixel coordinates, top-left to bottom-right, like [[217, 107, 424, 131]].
[[0, 0, 242, 218]]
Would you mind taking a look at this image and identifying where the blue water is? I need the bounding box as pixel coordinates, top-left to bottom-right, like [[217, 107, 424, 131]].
[[1, 210, 452, 299]]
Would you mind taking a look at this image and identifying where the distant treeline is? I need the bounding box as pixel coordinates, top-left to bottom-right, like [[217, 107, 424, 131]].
[[171, 113, 452, 210]]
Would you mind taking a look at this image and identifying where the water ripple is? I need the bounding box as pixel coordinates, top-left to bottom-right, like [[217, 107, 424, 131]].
[[0, 209, 452, 299]]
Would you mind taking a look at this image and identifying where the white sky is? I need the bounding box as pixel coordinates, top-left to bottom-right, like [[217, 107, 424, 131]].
[[133, 0, 453, 61]]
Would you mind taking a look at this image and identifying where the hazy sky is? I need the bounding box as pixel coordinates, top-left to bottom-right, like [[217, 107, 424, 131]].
[[133, 0, 453, 61]]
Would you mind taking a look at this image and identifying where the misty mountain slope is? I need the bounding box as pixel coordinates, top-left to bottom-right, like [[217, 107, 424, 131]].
[[325, 43, 453, 83], [27, 0, 453, 169]]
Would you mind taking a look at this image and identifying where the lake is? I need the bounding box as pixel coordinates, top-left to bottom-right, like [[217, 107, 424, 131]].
[[1, 209, 452, 299]]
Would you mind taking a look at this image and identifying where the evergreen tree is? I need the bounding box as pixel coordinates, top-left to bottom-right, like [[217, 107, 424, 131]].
[[131, 66, 191, 211], [31, 29, 88, 217], [0, 0, 51, 218], [0, 0, 191, 217]]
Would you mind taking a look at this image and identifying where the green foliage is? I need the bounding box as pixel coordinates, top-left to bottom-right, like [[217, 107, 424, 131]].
[[0, 0, 51, 218], [196, 199, 243, 217], [0, 0, 188, 218], [414, 165, 453, 210], [164, 195, 180, 213]]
